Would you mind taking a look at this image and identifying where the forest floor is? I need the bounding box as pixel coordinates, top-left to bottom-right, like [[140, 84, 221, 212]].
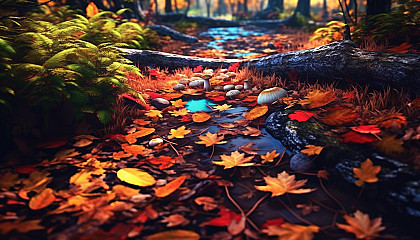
[[0, 26, 419, 240]]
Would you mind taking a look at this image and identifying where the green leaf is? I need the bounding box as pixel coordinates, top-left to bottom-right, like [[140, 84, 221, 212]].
[[116, 8, 133, 15], [0, 38, 15, 57], [97, 109, 111, 124]]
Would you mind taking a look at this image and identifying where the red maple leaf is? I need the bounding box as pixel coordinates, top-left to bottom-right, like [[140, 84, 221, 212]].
[[340, 131, 377, 143], [193, 65, 203, 72], [179, 115, 192, 122], [261, 218, 285, 229], [149, 68, 159, 77], [200, 207, 242, 227], [208, 95, 225, 101], [228, 62, 240, 72], [145, 91, 163, 99], [350, 125, 381, 134], [288, 110, 314, 122]]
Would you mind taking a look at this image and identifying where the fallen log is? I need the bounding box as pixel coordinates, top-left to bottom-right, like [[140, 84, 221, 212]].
[[148, 25, 198, 43], [122, 41, 420, 94]]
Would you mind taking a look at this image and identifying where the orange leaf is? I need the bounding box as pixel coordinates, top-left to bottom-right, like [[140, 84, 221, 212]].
[[322, 107, 359, 126], [122, 144, 146, 156], [192, 111, 211, 123], [146, 229, 200, 240], [147, 156, 175, 170], [337, 210, 385, 239], [29, 188, 55, 210], [377, 113, 407, 129], [299, 90, 336, 109], [168, 126, 191, 139], [300, 145, 324, 156], [86, 2, 99, 18], [112, 151, 132, 160], [213, 151, 254, 169], [195, 132, 227, 147], [169, 108, 190, 117], [194, 196, 218, 211], [155, 175, 187, 198], [239, 142, 259, 155], [353, 159, 381, 187], [261, 150, 280, 163], [374, 135, 404, 155], [170, 99, 187, 108], [133, 119, 151, 125], [145, 109, 163, 118], [350, 125, 381, 134], [125, 127, 155, 144], [246, 105, 268, 120], [262, 223, 319, 240], [242, 126, 262, 136], [255, 171, 315, 197]]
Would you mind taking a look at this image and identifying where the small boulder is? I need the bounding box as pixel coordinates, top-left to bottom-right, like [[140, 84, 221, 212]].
[[173, 84, 186, 91], [223, 84, 235, 91], [226, 90, 240, 99], [150, 98, 170, 110]]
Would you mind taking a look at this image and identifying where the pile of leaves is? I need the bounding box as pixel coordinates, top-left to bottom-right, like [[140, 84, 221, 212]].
[[1, 65, 418, 240]]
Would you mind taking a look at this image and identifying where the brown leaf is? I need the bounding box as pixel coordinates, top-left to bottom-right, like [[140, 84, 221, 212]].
[[228, 214, 246, 235], [317, 170, 329, 180], [262, 223, 319, 240], [192, 111, 211, 123], [161, 214, 190, 227], [239, 142, 259, 155], [0, 219, 45, 235], [336, 210, 385, 239], [322, 107, 359, 126], [245, 105, 268, 120], [219, 122, 236, 128], [155, 175, 187, 198], [374, 135, 404, 155], [213, 151, 254, 169], [195, 132, 227, 147], [242, 126, 262, 137], [299, 90, 336, 109], [353, 159, 381, 187], [146, 229, 200, 240], [194, 196, 218, 211], [29, 188, 55, 210], [255, 171, 315, 197]]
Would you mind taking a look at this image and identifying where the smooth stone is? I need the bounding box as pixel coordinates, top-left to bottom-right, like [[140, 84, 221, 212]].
[[235, 85, 244, 90], [226, 90, 240, 99], [149, 138, 163, 147], [179, 78, 191, 85], [189, 80, 204, 88], [267, 42, 275, 49], [223, 84, 235, 91], [257, 87, 287, 104], [290, 152, 314, 171], [150, 98, 170, 110], [173, 84, 186, 91]]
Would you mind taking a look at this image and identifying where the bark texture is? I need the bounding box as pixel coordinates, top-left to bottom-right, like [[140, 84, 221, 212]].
[[123, 41, 420, 94], [148, 25, 198, 43]]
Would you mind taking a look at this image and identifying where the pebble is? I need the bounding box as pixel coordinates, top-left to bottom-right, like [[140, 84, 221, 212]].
[[290, 152, 314, 171], [150, 98, 170, 110], [223, 84, 235, 91], [149, 138, 163, 147], [226, 89, 241, 99], [173, 84, 185, 91], [189, 80, 204, 88]]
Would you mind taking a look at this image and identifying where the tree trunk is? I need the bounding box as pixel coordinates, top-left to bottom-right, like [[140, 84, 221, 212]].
[[165, 0, 172, 13], [122, 41, 420, 95], [294, 0, 311, 18], [366, 0, 391, 17], [205, 0, 211, 17], [268, 0, 284, 12], [148, 25, 198, 43]]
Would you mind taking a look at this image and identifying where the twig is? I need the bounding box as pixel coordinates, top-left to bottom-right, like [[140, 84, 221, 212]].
[[277, 198, 315, 226], [357, 184, 365, 199], [274, 148, 286, 167], [319, 178, 347, 214], [246, 193, 268, 217], [209, 145, 215, 160], [163, 138, 180, 156]]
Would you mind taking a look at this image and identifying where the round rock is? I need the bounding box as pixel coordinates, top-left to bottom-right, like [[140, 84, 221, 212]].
[[290, 152, 315, 171], [179, 78, 191, 85], [173, 84, 186, 91], [189, 80, 204, 88], [235, 85, 244, 90], [226, 90, 240, 99], [150, 98, 170, 110], [223, 84, 235, 91], [149, 138, 163, 147]]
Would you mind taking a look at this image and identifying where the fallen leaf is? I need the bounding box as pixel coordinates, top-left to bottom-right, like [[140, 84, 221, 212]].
[[168, 126, 191, 139], [317, 170, 329, 180], [322, 107, 359, 126], [299, 90, 336, 109], [288, 110, 313, 122], [179, 115, 192, 122], [239, 142, 259, 155], [170, 99, 187, 108], [374, 135, 404, 155], [193, 65, 203, 72], [336, 210, 385, 239], [213, 151, 254, 169], [146, 229, 200, 240], [377, 112, 407, 129], [261, 218, 285, 229], [208, 95, 226, 102], [255, 171, 315, 197], [262, 223, 319, 240], [147, 156, 176, 170], [350, 125, 381, 134], [214, 104, 233, 112], [195, 132, 227, 147], [169, 108, 190, 117], [242, 126, 262, 136], [109, 185, 140, 200], [29, 188, 55, 210], [162, 214, 190, 227], [340, 131, 377, 144], [261, 150, 280, 163], [300, 145, 324, 156], [155, 175, 187, 198], [125, 127, 155, 144], [228, 214, 246, 235], [145, 109, 163, 118], [219, 122, 236, 128], [192, 111, 211, 123], [0, 219, 45, 235], [133, 119, 151, 125], [117, 168, 156, 187], [86, 2, 99, 18], [194, 196, 218, 211], [73, 138, 93, 147], [200, 207, 242, 227], [122, 144, 146, 156], [353, 159, 381, 187], [112, 151, 132, 160], [245, 105, 268, 120], [162, 93, 183, 100]]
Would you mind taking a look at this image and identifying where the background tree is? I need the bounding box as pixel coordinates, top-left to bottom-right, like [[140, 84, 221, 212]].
[[366, 0, 391, 17], [165, 0, 172, 13], [293, 0, 311, 18], [267, 0, 284, 12]]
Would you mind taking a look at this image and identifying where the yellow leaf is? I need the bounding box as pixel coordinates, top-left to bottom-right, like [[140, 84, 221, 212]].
[[145, 109, 163, 118], [192, 111, 211, 123], [255, 171, 315, 197], [169, 108, 190, 117], [146, 229, 200, 240], [195, 132, 227, 147], [299, 90, 336, 109], [168, 126, 191, 139], [336, 210, 386, 239], [261, 150, 280, 163], [170, 99, 187, 108], [353, 159, 381, 187], [213, 151, 254, 169], [29, 188, 55, 210], [262, 223, 319, 240], [300, 145, 324, 156], [86, 2, 99, 18], [214, 104, 233, 112], [155, 175, 187, 198], [117, 168, 156, 187], [245, 105, 268, 120]]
